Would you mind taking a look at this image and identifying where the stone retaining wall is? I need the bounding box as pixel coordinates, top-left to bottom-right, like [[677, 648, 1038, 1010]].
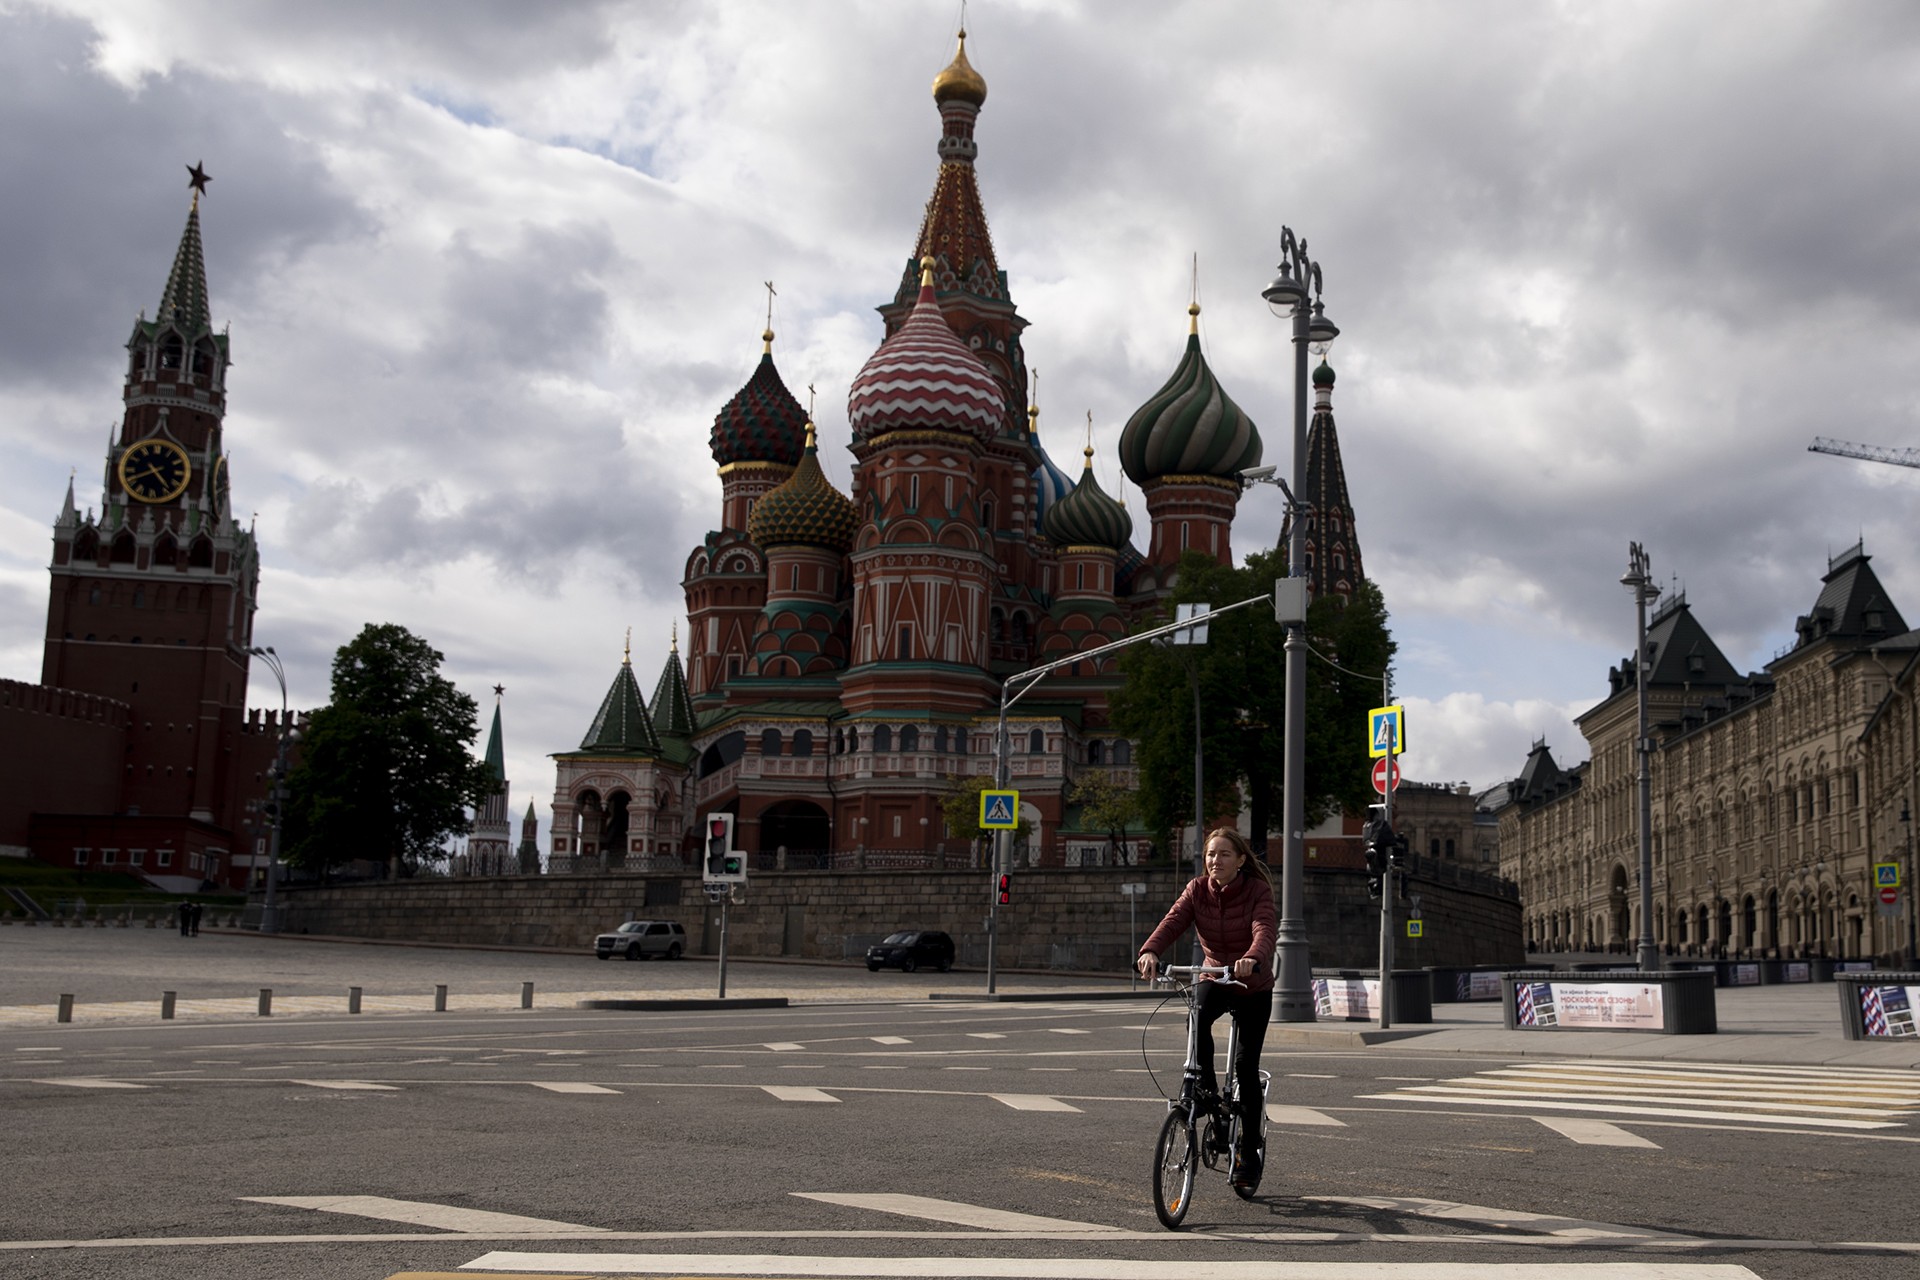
[[277, 866, 1522, 971]]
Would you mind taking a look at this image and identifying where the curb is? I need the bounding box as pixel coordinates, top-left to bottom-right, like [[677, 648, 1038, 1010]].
[[576, 997, 789, 1011]]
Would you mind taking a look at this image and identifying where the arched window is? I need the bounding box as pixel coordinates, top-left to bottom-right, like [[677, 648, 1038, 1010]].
[[934, 725, 949, 753], [791, 729, 813, 758], [152, 535, 177, 566], [111, 532, 136, 564], [160, 334, 183, 370], [1010, 614, 1029, 646], [1088, 740, 1105, 765], [188, 537, 214, 569], [873, 725, 893, 752], [1113, 740, 1132, 766], [900, 725, 919, 752], [1028, 728, 1044, 754], [760, 728, 783, 757]]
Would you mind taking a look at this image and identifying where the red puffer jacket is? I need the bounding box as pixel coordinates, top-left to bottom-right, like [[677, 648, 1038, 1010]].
[[1138, 871, 1277, 993]]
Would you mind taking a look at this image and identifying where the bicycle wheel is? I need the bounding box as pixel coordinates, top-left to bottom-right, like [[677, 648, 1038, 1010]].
[[1152, 1109, 1197, 1229]]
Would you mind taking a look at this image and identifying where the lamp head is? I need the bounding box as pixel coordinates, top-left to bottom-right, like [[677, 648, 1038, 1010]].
[[1263, 262, 1307, 317], [1307, 300, 1339, 346]]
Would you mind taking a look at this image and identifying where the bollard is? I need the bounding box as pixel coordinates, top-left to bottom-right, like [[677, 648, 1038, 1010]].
[[434, 984, 448, 1012], [258, 988, 272, 1017], [348, 986, 362, 1014], [520, 981, 534, 1010], [58, 994, 74, 1023], [146, 912, 157, 928], [161, 991, 176, 1020]]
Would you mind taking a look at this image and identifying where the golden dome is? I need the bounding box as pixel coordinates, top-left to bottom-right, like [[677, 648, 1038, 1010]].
[[932, 28, 988, 106]]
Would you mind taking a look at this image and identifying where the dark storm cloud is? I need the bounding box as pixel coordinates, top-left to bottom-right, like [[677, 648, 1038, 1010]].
[[0, 12, 363, 390]]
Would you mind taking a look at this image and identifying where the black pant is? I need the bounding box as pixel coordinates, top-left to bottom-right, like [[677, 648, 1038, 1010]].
[[1194, 980, 1268, 1150]]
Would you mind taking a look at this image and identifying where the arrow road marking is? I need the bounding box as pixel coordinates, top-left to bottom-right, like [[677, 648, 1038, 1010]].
[[242, 1195, 604, 1234]]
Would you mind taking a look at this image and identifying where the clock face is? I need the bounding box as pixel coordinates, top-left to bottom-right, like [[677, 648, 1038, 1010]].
[[212, 454, 229, 503], [118, 439, 192, 504]]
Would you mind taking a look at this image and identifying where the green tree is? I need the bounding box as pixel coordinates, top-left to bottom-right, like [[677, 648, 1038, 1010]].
[[1067, 770, 1142, 857], [1110, 550, 1395, 854], [283, 623, 494, 878], [938, 774, 1029, 865]]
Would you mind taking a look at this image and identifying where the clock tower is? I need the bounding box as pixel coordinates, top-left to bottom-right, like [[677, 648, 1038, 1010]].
[[36, 167, 263, 873]]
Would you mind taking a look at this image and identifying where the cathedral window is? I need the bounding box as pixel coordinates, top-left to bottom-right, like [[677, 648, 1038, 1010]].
[[873, 725, 892, 752], [981, 498, 995, 530], [901, 725, 919, 752], [1075, 564, 1084, 590], [791, 729, 813, 757], [897, 626, 913, 659], [1028, 728, 1044, 754], [761, 728, 783, 758], [1088, 740, 1104, 765], [934, 726, 949, 753], [1113, 740, 1132, 766], [1010, 614, 1029, 646], [1180, 522, 1189, 550], [909, 475, 920, 509]]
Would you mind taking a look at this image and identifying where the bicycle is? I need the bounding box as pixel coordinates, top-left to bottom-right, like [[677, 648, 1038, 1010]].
[[1147, 963, 1270, 1229]]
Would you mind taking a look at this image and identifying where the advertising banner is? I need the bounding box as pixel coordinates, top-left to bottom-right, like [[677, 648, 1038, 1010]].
[[1515, 980, 1666, 1030], [1860, 985, 1919, 1038], [1313, 976, 1379, 1020], [1782, 962, 1811, 983], [1729, 963, 1761, 986], [1454, 971, 1504, 1001]]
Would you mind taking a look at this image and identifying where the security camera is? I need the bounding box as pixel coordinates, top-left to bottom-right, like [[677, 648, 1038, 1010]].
[[1238, 465, 1277, 484]]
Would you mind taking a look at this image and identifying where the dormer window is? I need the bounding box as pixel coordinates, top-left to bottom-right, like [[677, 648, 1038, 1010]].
[[1866, 610, 1885, 632], [1687, 654, 1705, 676]]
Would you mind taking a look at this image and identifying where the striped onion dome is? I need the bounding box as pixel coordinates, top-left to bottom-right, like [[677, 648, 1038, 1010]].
[[1027, 405, 1075, 532], [710, 330, 808, 466], [746, 424, 859, 552], [848, 258, 1004, 442], [1044, 447, 1133, 550], [1118, 304, 1261, 484]]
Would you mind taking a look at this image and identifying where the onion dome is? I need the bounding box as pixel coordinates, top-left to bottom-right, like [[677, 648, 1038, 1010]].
[[932, 28, 988, 106], [1118, 304, 1262, 484], [1313, 357, 1335, 388], [1028, 404, 1074, 530], [848, 258, 1004, 442], [710, 329, 809, 467], [747, 424, 860, 552], [1044, 447, 1133, 550]]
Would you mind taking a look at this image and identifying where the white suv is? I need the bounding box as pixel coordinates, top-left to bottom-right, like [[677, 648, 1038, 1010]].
[[594, 920, 687, 961]]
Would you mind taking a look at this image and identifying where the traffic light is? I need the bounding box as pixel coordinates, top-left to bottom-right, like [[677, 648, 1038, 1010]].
[[997, 873, 1012, 906], [1362, 815, 1390, 900], [702, 813, 741, 883], [1391, 833, 1412, 902]]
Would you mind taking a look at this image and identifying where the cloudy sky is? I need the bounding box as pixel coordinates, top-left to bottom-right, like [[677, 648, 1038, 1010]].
[[4, 0, 1919, 844]]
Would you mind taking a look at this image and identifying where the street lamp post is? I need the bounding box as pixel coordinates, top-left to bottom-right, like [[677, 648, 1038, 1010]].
[[1621, 543, 1660, 971], [1903, 799, 1916, 967], [248, 645, 291, 935], [1262, 227, 1339, 1024]]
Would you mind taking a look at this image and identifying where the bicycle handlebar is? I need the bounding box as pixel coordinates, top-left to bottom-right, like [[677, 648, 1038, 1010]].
[[1156, 963, 1246, 989]]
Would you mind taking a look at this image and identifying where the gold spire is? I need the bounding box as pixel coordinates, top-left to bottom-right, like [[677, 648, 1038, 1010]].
[[670, 622, 678, 654], [919, 254, 936, 288], [762, 280, 776, 353], [1084, 411, 1095, 469], [1188, 302, 1201, 336], [932, 27, 988, 106], [804, 419, 818, 449], [623, 627, 631, 665]]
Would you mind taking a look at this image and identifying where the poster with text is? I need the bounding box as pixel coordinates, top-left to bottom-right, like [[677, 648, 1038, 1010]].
[[1454, 971, 1505, 1001], [1518, 981, 1663, 1029], [1312, 977, 1378, 1020], [1861, 985, 1918, 1037]]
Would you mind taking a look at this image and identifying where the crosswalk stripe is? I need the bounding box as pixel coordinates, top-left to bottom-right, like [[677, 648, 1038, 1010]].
[[287, 1080, 398, 1091], [31, 1077, 147, 1089], [988, 1094, 1081, 1112], [457, 1251, 1766, 1276], [871, 1036, 911, 1045], [792, 1192, 1112, 1233], [1534, 1117, 1661, 1148], [1365, 1060, 1920, 1130], [1267, 1104, 1345, 1127], [764, 1042, 804, 1051], [761, 1085, 838, 1102], [244, 1194, 602, 1233], [528, 1082, 620, 1094]]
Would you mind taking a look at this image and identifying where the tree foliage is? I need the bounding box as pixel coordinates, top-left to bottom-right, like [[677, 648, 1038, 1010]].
[[1067, 771, 1142, 846], [283, 623, 493, 877], [1109, 550, 1396, 854]]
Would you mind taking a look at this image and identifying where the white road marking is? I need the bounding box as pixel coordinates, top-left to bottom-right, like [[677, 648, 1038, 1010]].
[[243, 1194, 603, 1234], [793, 1192, 1114, 1233], [460, 1252, 1770, 1276], [1286, 1072, 1336, 1079], [1361, 1091, 1897, 1130], [1267, 1104, 1346, 1126], [871, 1036, 911, 1045], [765, 1042, 805, 1051], [1047, 1028, 1090, 1035], [1307, 1194, 1688, 1241], [530, 1082, 620, 1094], [966, 1032, 1005, 1039], [988, 1094, 1081, 1113], [1535, 1117, 1660, 1148], [761, 1085, 839, 1102], [31, 1077, 147, 1089], [287, 1080, 398, 1091]]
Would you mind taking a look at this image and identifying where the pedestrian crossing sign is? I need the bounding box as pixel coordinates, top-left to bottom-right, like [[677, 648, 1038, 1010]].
[[980, 789, 1019, 829], [1368, 705, 1406, 759], [1875, 861, 1901, 888], [1407, 919, 1424, 938]]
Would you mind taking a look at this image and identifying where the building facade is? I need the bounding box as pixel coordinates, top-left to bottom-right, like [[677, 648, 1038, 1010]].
[[1495, 542, 1919, 963], [0, 178, 277, 889]]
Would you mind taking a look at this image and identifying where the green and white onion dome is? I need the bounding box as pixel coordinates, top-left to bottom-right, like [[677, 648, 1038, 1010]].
[[1043, 447, 1132, 550], [1118, 304, 1261, 484]]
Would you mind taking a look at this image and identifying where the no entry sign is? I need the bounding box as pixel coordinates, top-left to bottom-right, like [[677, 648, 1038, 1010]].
[[1371, 757, 1401, 795]]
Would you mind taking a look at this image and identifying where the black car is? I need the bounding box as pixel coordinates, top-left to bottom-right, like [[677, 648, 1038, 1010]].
[[866, 929, 955, 973]]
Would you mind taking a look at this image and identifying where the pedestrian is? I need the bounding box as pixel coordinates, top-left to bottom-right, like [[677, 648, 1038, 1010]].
[[1134, 825, 1276, 1194], [177, 900, 192, 936], [189, 901, 203, 936]]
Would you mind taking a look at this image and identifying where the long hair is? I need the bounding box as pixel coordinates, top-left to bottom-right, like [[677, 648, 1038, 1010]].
[[1205, 825, 1273, 891]]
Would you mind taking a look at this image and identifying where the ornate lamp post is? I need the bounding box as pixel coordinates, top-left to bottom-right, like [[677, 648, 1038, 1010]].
[[1621, 543, 1660, 971], [1261, 228, 1339, 1023], [247, 645, 293, 934]]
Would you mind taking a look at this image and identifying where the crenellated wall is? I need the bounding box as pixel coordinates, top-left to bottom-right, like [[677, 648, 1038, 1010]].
[[0, 678, 129, 852]]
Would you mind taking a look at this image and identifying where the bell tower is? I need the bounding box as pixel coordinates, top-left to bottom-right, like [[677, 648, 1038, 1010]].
[[40, 165, 259, 829]]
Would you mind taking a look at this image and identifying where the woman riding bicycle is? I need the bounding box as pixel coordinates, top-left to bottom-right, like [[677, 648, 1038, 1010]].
[[1135, 825, 1275, 1191]]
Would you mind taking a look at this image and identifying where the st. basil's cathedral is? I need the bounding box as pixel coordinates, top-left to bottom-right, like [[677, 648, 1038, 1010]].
[[546, 34, 1366, 871]]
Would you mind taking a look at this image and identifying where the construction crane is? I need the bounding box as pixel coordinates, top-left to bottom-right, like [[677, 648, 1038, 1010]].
[[1809, 437, 1920, 469]]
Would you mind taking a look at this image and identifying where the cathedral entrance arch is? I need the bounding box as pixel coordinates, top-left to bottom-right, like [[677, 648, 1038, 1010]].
[[759, 799, 828, 860]]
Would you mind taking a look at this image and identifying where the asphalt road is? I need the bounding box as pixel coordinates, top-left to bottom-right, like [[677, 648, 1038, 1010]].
[[3, 930, 1917, 1280]]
